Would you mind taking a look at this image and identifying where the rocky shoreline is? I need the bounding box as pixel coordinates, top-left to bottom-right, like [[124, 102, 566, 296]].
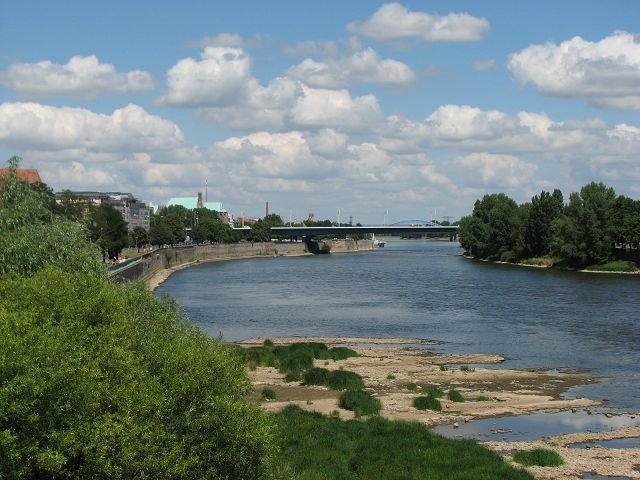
[[244, 337, 640, 480]]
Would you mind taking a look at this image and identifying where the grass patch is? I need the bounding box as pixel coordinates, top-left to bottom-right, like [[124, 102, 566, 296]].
[[302, 367, 365, 391], [475, 395, 492, 402], [448, 389, 465, 402], [339, 391, 381, 417], [386, 373, 396, 380], [241, 342, 359, 379], [406, 382, 418, 391], [273, 405, 533, 479], [260, 388, 276, 401], [421, 384, 444, 398], [413, 396, 442, 411], [512, 449, 563, 467], [585, 260, 637, 272], [440, 365, 449, 371], [520, 256, 556, 266], [459, 365, 474, 372], [326, 370, 365, 391]]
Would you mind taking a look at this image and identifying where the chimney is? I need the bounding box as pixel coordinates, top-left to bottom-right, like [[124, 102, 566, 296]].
[[265, 201, 269, 217], [197, 192, 203, 209]]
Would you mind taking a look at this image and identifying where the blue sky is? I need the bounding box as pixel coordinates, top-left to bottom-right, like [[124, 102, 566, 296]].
[[1, 1, 639, 223]]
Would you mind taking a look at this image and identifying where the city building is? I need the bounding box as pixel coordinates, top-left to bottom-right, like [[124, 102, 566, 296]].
[[54, 191, 151, 232], [167, 192, 232, 223], [0, 168, 42, 187]]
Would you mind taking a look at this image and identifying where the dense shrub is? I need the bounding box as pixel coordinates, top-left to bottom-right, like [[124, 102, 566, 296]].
[[512, 449, 564, 467], [261, 388, 277, 400], [406, 382, 419, 391], [339, 391, 381, 416], [0, 269, 275, 479], [421, 385, 444, 398], [448, 389, 465, 402], [303, 367, 331, 386], [413, 396, 442, 411], [326, 370, 365, 391], [318, 346, 359, 360]]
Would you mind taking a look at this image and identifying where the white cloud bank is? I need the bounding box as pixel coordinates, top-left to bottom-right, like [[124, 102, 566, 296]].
[[0, 55, 154, 99], [347, 3, 489, 43], [508, 31, 640, 109]]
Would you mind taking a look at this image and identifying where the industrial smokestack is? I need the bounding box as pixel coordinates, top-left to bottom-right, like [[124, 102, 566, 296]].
[[265, 201, 269, 217]]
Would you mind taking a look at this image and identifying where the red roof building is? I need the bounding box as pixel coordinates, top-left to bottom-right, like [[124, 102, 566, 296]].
[[0, 168, 42, 185]]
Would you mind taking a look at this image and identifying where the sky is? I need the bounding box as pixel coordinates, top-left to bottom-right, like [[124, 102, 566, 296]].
[[1, 1, 639, 224]]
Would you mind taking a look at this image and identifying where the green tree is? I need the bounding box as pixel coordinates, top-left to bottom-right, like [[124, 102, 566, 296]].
[[612, 195, 640, 248], [130, 225, 149, 251], [551, 182, 616, 266], [522, 189, 564, 258], [89, 204, 129, 261], [458, 193, 521, 261], [0, 158, 101, 277], [250, 220, 271, 242]]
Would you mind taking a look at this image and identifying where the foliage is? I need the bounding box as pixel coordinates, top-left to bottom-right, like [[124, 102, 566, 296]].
[[0, 269, 275, 479], [406, 382, 419, 391], [512, 449, 564, 467], [338, 391, 381, 416], [325, 370, 365, 391], [448, 389, 465, 402], [250, 220, 272, 242], [459, 182, 640, 269], [88, 203, 129, 261], [303, 367, 331, 386], [241, 342, 358, 381], [585, 260, 637, 272], [413, 396, 442, 411], [421, 385, 444, 398], [130, 225, 148, 251], [261, 388, 277, 401], [273, 406, 533, 479], [0, 161, 102, 278]]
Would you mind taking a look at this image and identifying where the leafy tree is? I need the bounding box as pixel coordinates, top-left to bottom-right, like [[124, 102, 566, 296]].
[[0, 269, 276, 479], [262, 213, 284, 228], [551, 182, 616, 266], [0, 158, 101, 277], [458, 193, 521, 261], [130, 225, 149, 251], [250, 220, 271, 242], [149, 219, 174, 247], [612, 195, 640, 248], [89, 203, 129, 261], [522, 189, 564, 258]]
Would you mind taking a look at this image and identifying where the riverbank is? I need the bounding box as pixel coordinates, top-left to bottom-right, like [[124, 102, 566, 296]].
[[464, 254, 640, 275], [242, 337, 640, 480], [145, 238, 374, 290]]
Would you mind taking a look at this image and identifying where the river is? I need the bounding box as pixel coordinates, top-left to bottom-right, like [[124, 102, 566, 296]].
[[156, 239, 640, 412]]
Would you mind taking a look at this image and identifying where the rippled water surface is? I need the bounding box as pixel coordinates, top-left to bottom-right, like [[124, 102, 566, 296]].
[[156, 239, 640, 410]]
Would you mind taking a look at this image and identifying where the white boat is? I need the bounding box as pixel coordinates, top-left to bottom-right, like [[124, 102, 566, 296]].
[[372, 234, 385, 247]]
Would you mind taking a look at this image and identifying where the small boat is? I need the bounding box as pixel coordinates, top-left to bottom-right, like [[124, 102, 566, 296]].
[[372, 234, 386, 248]]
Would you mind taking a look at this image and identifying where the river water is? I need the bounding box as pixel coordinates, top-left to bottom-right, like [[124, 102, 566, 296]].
[[156, 239, 640, 412]]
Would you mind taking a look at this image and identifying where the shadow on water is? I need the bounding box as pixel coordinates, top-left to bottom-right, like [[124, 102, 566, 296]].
[[432, 410, 640, 442]]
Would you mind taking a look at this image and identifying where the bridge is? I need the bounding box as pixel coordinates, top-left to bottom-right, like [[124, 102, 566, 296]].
[[235, 225, 457, 238]]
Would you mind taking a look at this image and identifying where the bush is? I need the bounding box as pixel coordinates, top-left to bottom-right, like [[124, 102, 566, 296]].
[[512, 449, 564, 467], [326, 370, 365, 391], [448, 389, 465, 402], [413, 396, 442, 411], [421, 385, 444, 398], [284, 372, 301, 382], [386, 373, 396, 380], [0, 269, 275, 479], [406, 382, 418, 391], [303, 367, 331, 386], [585, 260, 637, 272], [339, 391, 382, 417], [261, 388, 277, 400], [318, 346, 359, 361]]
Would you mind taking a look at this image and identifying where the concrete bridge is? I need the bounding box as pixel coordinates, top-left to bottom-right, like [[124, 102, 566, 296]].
[[269, 225, 457, 238]]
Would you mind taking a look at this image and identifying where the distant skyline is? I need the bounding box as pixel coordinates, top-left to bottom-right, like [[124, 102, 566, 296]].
[[1, 1, 639, 223]]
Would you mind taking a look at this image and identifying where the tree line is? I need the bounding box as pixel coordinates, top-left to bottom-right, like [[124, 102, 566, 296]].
[[457, 182, 640, 268]]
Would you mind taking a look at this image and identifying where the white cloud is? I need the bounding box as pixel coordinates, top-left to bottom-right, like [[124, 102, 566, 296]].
[[454, 153, 537, 188], [508, 31, 640, 109], [158, 47, 251, 107], [189, 33, 245, 48], [424, 105, 511, 140], [347, 3, 489, 43], [0, 55, 154, 99], [290, 85, 383, 132], [0, 102, 184, 152], [472, 59, 497, 71], [286, 47, 416, 88]]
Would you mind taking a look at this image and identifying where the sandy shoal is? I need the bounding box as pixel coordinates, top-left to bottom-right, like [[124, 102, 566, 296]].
[[245, 337, 640, 479]]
